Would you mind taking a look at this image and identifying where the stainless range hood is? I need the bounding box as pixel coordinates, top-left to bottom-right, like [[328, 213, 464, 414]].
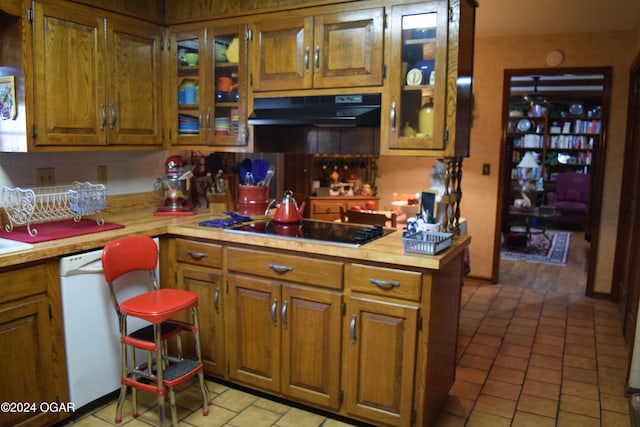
[[248, 94, 381, 127]]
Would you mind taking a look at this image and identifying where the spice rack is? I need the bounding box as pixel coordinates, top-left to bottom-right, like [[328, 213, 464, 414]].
[[1, 182, 107, 236]]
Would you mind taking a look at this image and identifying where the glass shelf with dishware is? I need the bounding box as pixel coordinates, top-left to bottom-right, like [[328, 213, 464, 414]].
[[212, 32, 241, 141], [176, 36, 202, 137], [396, 11, 439, 142], [385, 2, 451, 152]]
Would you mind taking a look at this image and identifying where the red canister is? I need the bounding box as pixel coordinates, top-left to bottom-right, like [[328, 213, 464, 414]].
[[238, 185, 270, 216]]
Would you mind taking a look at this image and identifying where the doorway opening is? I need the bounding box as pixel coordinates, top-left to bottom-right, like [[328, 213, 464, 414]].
[[494, 67, 612, 296]]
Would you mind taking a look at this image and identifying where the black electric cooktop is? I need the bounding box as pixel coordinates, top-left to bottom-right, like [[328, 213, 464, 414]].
[[222, 219, 396, 247]]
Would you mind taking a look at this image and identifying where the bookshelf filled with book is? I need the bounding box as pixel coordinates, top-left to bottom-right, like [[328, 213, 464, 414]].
[[506, 98, 601, 190]]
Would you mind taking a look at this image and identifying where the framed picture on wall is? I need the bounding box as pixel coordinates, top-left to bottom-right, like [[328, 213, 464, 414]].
[[420, 190, 438, 220], [0, 76, 16, 120]]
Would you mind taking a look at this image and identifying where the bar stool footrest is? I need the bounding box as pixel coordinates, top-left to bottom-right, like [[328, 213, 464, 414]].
[[129, 321, 185, 342], [162, 359, 202, 382]]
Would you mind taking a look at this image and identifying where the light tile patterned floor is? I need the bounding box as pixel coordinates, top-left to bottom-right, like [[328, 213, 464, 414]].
[[61, 283, 632, 427]]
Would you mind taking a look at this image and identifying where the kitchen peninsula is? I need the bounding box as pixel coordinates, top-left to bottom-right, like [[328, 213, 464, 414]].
[[0, 199, 469, 427]]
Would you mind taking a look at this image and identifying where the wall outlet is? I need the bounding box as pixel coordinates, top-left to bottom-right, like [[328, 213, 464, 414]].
[[36, 167, 55, 186], [97, 165, 108, 184]]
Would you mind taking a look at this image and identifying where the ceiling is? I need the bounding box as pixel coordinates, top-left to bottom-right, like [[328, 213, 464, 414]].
[[475, 0, 640, 38]]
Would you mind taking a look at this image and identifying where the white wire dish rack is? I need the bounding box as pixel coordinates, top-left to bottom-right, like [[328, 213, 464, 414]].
[[1, 181, 108, 237]]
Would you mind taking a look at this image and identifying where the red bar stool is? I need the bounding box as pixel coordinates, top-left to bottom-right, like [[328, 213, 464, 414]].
[[102, 236, 210, 426]]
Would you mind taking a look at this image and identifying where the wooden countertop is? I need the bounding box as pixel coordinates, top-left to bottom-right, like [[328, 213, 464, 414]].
[[0, 194, 469, 271], [169, 220, 469, 270]]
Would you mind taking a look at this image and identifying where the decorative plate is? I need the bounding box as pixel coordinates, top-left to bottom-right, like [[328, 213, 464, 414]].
[[569, 103, 584, 115], [406, 69, 423, 86], [516, 119, 532, 132]]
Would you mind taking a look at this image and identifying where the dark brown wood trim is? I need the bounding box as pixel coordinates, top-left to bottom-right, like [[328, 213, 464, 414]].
[[494, 67, 612, 295]]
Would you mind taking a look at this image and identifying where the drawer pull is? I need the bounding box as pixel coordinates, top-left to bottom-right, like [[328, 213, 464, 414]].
[[369, 278, 400, 289], [214, 287, 220, 314], [188, 251, 208, 260], [268, 263, 293, 274], [271, 298, 278, 326], [281, 300, 288, 329], [349, 314, 357, 344]]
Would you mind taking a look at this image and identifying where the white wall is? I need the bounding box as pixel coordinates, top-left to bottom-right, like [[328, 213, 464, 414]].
[[0, 150, 179, 196]]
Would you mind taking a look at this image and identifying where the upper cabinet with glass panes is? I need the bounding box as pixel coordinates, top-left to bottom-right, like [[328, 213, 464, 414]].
[[170, 23, 248, 150], [381, 0, 476, 157]]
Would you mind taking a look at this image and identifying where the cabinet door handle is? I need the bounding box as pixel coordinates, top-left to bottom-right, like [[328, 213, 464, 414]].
[[304, 46, 310, 72], [268, 263, 293, 274], [390, 101, 397, 133], [206, 107, 211, 131], [109, 104, 116, 129], [369, 278, 400, 289], [349, 314, 357, 344], [281, 300, 288, 329], [187, 250, 208, 260], [314, 45, 320, 72], [271, 298, 278, 326], [100, 104, 106, 130], [214, 287, 220, 313]]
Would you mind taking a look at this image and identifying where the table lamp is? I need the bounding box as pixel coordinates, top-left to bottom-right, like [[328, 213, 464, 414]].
[[515, 152, 540, 208]]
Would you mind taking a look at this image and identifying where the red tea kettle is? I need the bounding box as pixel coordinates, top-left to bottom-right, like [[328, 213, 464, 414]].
[[268, 190, 306, 223]]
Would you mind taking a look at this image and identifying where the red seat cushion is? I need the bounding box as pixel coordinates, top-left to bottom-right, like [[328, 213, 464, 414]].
[[564, 188, 583, 202], [120, 289, 198, 323]]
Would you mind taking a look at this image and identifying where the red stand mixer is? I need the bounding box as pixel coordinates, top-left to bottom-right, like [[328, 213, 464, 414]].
[[154, 156, 197, 215]]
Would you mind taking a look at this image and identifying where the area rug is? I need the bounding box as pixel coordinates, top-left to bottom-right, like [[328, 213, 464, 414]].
[[501, 231, 570, 265]]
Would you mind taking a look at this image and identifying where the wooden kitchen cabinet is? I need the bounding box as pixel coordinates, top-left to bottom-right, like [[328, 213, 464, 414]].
[[249, 7, 384, 92], [0, 261, 69, 427], [343, 297, 418, 426], [169, 22, 249, 149], [227, 246, 343, 409], [31, 0, 162, 149], [343, 260, 463, 427], [174, 239, 225, 377], [163, 233, 466, 426], [381, 0, 476, 157], [307, 196, 379, 221], [343, 264, 420, 426]]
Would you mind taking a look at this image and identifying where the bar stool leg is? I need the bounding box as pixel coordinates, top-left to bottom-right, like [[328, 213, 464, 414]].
[[115, 315, 128, 424], [155, 326, 166, 427], [192, 307, 210, 413], [169, 388, 178, 426], [130, 347, 137, 418]]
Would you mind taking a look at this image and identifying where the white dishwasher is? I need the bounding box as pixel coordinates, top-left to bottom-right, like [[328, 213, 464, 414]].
[[59, 238, 158, 409]]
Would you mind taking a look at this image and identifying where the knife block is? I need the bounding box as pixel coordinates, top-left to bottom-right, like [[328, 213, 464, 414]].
[[208, 191, 234, 215]]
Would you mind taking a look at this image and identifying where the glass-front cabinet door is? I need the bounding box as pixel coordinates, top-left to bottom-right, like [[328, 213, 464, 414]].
[[208, 25, 246, 147], [384, 2, 448, 152], [172, 24, 247, 148], [173, 28, 204, 145]]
